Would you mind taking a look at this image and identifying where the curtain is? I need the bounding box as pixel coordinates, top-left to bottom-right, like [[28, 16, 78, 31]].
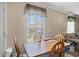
[[68, 16, 76, 22]]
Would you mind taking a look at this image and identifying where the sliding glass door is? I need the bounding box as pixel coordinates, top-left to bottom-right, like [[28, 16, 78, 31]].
[[25, 4, 46, 43]]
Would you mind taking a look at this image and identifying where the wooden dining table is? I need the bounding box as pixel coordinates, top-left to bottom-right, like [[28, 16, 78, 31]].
[[24, 39, 70, 57]]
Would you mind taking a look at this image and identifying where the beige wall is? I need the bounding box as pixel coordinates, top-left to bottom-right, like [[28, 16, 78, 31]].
[[75, 16, 79, 32], [7, 2, 26, 48], [46, 8, 68, 39], [7, 2, 72, 48]]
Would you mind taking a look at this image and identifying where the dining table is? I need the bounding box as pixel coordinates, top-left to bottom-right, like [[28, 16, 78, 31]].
[[24, 39, 70, 57]]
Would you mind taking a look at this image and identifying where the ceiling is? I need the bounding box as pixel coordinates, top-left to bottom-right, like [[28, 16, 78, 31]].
[[43, 2, 79, 16]]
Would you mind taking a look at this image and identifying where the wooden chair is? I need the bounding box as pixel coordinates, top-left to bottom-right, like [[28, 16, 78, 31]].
[[34, 32, 41, 43], [50, 41, 64, 57], [55, 35, 65, 42], [13, 38, 21, 57], [13, 38, 28, 57]]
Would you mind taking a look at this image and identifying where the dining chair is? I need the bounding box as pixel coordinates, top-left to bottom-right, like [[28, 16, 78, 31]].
[[34, 32, 41, 43], [13, 38, 28, 57], [53, 35, 74, 57], [50, 41, 64, 57], [13, 38, 21, 57], [55, 34, 65, 42]]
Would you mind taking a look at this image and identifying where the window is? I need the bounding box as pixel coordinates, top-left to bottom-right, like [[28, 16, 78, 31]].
[[67, 16, 76, 33], [24, 4, 46, 42]]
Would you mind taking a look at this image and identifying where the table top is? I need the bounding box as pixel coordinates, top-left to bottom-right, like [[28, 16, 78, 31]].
[[24, 40, 70, 57]]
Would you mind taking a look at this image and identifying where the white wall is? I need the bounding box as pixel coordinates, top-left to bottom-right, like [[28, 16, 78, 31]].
[[0, 3, 5, 57]]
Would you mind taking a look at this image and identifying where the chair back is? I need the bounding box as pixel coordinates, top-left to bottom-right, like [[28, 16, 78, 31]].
[[34, 32, 41, 43], [13, 38, 21, 57], [55, 35, 65, 42], [50, 41, 64, 57]]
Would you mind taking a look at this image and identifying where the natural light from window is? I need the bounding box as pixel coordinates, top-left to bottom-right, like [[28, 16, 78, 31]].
[[25, 4, 46, 43], [27, 14, 45, 42], [67, 21, 75, 33], [67, 16, 76, 33]]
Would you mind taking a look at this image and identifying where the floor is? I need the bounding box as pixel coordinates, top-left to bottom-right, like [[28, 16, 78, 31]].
[[65, 51, 79, 57]]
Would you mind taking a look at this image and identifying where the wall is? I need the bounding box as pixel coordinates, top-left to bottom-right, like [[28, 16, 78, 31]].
[[46, 8, 67, 39], [75, 16, 79, 32], [7, 2, 26, 48], [7, 2, 68, 48], [0, 3, 5, 56]]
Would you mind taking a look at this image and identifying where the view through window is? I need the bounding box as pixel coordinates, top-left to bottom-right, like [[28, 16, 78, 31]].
[[25, 4, 46, 42], [67, 16, 76, 33]]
